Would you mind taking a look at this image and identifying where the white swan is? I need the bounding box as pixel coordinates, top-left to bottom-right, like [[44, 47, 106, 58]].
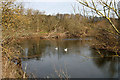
[[55, 47, 58, 50], [64, 48, 67, 52]]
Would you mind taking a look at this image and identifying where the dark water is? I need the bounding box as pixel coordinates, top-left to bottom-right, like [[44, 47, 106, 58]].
[[19, 38, 118, 78]]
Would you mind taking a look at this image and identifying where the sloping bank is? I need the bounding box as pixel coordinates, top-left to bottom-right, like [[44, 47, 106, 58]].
[[2, 57, 26, 78], [2, 42, 27, 78]]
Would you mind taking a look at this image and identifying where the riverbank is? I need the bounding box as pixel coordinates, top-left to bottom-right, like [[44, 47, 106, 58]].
[[15, 30, 88, 40], [91, 40, 120, 55], [2, 38, 27, 78], [2, 56, 26, 78]]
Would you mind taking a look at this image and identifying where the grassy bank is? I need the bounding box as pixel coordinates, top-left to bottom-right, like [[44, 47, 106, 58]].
[[2, 57, 26, 78]]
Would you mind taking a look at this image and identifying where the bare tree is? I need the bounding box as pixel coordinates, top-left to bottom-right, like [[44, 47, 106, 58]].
[[77, 0, 120, 35]]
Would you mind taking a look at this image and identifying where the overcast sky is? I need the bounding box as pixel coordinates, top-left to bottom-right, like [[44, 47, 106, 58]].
[[19, 0, 82, 15], [16, 0, 120, 15]]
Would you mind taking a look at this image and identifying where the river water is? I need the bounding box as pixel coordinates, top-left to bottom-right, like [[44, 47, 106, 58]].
[[18, 38, 118, 78]]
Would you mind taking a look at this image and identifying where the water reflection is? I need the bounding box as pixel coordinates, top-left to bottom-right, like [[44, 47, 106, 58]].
[[91, 50, 118, 78], [18, 38, 118, 78]]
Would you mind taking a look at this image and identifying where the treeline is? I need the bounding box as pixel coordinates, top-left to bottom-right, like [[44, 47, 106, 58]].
[[2, 1, 110, 37], [2, 1, 99, 37]]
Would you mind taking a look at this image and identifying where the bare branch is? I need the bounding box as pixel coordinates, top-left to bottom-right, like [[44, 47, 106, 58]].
[[77, 0, 120, 35], [102, 1, 120, 18]]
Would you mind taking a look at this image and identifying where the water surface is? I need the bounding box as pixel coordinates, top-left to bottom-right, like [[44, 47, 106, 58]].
[[19, 38, 118, 78]]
